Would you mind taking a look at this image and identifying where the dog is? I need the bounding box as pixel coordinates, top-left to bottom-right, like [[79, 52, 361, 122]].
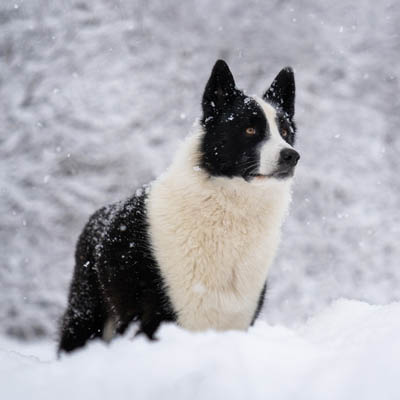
[[58, 59, 299, 353]]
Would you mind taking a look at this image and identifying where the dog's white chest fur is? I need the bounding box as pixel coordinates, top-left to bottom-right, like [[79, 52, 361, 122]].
[[148, 131, 292, 332]]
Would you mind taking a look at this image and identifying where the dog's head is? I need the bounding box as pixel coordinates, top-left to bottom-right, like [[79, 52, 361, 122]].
[[200, 60, 299, 183]]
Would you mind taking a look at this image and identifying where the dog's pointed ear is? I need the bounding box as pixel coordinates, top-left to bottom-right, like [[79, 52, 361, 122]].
[[263, 67, 295, 118], [202, 59, 238, 117]]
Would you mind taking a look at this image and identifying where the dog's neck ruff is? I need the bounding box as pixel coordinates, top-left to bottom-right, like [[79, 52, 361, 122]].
[[147, 123, 293, 331]]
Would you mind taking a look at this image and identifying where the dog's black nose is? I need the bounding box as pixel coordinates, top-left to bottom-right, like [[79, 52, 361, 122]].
[[279, 149, 300, 167]]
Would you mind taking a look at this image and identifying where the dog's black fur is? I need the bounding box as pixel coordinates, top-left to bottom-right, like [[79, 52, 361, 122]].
[[59, 190, 176, 353], [264, 66, 297, 146], [201, 61, 296, 180]]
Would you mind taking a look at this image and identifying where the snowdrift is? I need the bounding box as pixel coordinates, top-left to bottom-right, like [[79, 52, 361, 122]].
[[1, 300, 399, 400]]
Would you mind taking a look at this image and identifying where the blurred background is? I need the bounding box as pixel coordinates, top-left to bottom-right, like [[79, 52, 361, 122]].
[[1, 0, 399, 341]]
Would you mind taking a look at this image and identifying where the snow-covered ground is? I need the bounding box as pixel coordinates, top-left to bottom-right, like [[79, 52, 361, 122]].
[[1, 300, 399, 399]]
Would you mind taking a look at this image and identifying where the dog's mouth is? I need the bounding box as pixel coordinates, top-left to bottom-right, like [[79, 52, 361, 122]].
[[248, 167, 295, 180]]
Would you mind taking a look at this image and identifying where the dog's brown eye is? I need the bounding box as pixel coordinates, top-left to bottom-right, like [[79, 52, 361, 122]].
[[246, 127, 256, 135], [282, 129, 288, 137]]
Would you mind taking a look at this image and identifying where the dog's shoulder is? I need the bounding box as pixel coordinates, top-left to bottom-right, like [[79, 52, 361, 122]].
[[79, 185, 152, 263]]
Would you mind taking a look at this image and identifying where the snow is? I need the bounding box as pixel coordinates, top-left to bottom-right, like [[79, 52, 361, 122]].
[[1, 300, 399, 399]]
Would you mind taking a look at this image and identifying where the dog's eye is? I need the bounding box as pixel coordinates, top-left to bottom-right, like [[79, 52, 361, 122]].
[[246, 127, 256, 135], [281, 129, 288, 137]]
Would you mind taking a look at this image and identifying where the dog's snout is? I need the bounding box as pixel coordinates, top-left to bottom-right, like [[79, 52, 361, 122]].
[[279, 149, 300, 167]]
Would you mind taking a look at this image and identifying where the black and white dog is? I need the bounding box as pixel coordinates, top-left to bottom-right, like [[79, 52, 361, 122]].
[[59, 60, 299, 353]]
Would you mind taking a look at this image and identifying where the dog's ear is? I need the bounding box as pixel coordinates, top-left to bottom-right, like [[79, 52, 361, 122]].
[[263, 67, 295, 118], [202, 59, 238, 117]]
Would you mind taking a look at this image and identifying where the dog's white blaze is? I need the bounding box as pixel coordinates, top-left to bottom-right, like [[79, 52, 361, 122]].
[[254, 96, 295, 177], [148, 124, 293, 332]]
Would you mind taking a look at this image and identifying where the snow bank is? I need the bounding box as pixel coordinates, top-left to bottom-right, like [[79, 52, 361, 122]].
[[1, 300, 399, 400]]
